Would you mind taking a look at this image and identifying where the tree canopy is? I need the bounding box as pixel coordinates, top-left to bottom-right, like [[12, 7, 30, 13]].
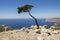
[[17, 5, 34, 14]]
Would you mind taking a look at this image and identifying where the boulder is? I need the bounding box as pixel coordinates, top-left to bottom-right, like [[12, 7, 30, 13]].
[[50, 25, 56, 29], [41, 25, 48, 29], [20, 27, 26, 31], [52, 30, 59, 34], [33, 25, 38, 29], [30, 25, 38, 30]]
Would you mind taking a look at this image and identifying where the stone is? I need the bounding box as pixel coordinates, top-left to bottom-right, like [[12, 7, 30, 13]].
[[53, 30, 59, 34], [34, 25, 38, 29], [20, 27, 26, 31], [42, 25, 48, 29], [36, 34, 44, 40]]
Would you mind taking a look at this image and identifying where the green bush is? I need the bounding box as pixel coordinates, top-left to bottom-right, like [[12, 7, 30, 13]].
[[0, 25, 13, 32], [0, 26, 4, 32], [52, 23, 60, 30]]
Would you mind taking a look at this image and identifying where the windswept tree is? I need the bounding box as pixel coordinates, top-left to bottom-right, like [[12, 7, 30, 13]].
[[17, 4, 39, 29]]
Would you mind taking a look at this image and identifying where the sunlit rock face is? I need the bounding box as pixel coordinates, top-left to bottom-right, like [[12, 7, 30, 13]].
[[20, 27, 26, 31], [52, 30, 59, 34], [30, 25, 38, 30], [41, 25, 49, 29], [50, 25, 55, 28], [0, 25, 60, 40]]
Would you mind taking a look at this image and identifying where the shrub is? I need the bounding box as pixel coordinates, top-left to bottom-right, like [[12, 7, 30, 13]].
[[0, 26, 4, 32], [0, 25, 13, 32], [51, 23, 60, 30]]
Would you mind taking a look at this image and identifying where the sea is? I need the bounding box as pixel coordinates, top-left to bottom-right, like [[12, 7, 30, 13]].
[[0, 18, 55, 29]]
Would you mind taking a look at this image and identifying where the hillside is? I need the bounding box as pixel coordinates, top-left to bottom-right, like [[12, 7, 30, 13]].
[[46, 18, 60, 23]]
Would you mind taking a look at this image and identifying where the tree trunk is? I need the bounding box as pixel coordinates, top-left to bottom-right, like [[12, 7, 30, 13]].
[[28, 11, 39, 29]]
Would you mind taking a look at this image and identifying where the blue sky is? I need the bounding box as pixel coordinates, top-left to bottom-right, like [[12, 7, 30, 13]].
[[0, 0, 60, 19]]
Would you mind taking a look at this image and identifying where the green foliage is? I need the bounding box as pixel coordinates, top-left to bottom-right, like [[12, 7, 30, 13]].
[[0, 25, 13, 32], [52, 28, 60, 30], [55, 23, 60, 27], [52, 23, 60, 30], [0, 26, 4, 32], [17, 4, 34, 13]]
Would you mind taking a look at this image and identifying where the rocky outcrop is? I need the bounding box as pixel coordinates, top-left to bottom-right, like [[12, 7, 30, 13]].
[[0, 25, 60, 40]]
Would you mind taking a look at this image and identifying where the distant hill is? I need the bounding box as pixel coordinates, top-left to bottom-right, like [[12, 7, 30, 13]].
[[46, 18, 60, 23]]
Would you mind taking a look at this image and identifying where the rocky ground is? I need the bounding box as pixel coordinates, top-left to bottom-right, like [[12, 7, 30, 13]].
[[0, 25, 60, 40]]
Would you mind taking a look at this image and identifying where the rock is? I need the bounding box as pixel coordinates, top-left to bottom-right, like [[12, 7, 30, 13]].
[[20, 27, 26, 31], [31, 25, 34, 28], [34, 25, 38, 29], [41, 28, 53, 36], [50, 25, 56, 29], [34, 29, 39, 31], [25, 28, 30, 33], [44, 33, 51, 36], [0, 25, 60, 40], [47, 37, 54, 40], [30, 25, 38, 30], [36, 34, 44, 40], [53, 30, 59, 34], [42, 25, 48, 29], [41, 28, 47, 33], [35, 30, 41, 34], [30, 25, 34, 30], [37, 37, 44, 40]]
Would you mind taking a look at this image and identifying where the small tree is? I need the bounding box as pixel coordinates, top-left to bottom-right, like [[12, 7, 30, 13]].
[[17, 4, 39, 29]]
